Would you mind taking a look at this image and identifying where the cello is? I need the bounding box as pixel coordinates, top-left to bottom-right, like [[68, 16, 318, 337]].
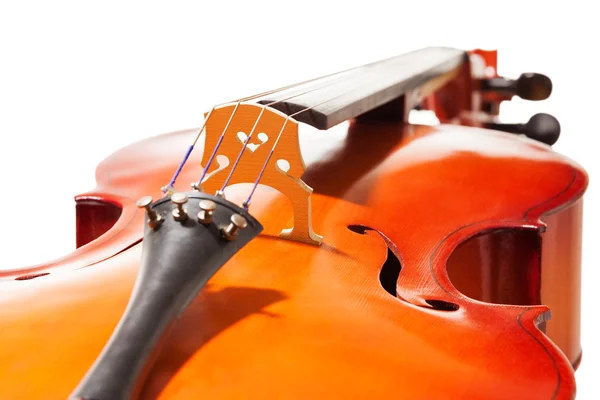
[[0, 47, 587, 399]]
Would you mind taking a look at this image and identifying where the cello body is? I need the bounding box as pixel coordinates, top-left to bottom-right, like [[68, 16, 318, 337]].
[[0, 47, 587, 399]]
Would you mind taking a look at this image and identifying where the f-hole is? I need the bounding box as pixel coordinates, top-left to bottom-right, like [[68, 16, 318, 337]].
[[348, 225, 402, 298], [380, 248, 402, 297], [446, 228, 542, 307]]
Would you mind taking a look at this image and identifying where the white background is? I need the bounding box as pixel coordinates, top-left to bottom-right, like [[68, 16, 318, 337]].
[[0, 1, 598, 398]]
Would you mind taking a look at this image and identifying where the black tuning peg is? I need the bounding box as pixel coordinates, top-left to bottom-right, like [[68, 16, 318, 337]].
[[480, 73, 553, 101], [485, 113, 561, 145]]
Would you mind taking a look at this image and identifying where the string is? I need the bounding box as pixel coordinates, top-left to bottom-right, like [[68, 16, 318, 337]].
[[216, 106, 267, 194], [195, 71, 354, 193], [163, 65, 359, 194], [194, 102, 241, 189], [242, 85, 363, 209], [239, 109, 316, 208], [164, 51, 416, 193], [241, 117, 294, 208], [161, 108, 215, 193], [163, 83, 306, 193]]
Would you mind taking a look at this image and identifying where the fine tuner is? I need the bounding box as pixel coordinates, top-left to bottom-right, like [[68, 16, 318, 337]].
[[136, 193, 248, 241]]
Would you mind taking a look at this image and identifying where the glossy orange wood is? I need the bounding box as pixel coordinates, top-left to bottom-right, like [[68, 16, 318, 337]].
[[446, 200, 584, 367], [541, 200, 584, 367], [0, 120, 587, 399]]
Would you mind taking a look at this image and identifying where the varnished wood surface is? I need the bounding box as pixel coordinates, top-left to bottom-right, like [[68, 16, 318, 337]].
[[541, 200, 584, 367], [201, 103, 322, 244], [445, 201, 584, 366], [258, 47, 467, 129], [0, 120, 587, 399]]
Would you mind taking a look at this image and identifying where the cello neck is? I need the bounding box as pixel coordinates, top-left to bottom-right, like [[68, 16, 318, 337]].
[[256, 46, 468, 129]]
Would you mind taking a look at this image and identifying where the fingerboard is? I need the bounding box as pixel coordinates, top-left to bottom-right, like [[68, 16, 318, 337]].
[[257, 47, 467, 130]]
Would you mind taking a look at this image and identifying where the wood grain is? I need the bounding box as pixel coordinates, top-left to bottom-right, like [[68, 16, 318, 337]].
[[0, 121, 586, 399], [201, 103, 322, 245]]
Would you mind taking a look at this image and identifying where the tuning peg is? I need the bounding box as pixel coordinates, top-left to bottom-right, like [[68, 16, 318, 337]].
[[480, 73, 553, 101], [485, 113, 561, 145]]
